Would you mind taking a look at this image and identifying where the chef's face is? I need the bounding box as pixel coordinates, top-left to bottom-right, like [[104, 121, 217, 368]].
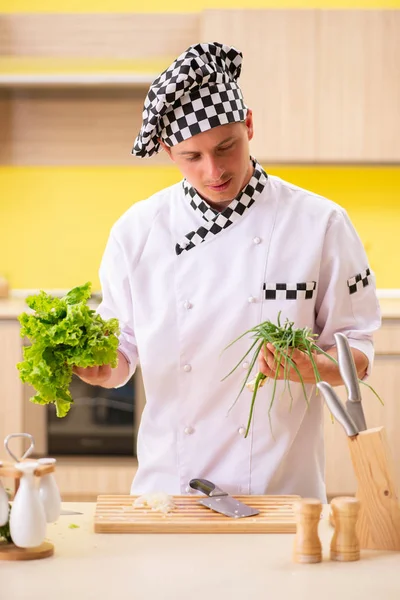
[[160, 110, 254, 210]]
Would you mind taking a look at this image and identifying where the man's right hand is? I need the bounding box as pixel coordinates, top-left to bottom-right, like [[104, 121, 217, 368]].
[[72, 350, 130, 388], [73, 364, 113, 386]]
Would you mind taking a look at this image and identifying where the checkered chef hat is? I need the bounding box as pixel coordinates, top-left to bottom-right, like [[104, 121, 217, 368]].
[[132, 42, 248, 158]]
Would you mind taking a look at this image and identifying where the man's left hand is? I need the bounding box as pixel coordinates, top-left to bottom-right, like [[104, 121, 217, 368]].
[[258, 343, 369, 386], [258, 343, 319, 384]]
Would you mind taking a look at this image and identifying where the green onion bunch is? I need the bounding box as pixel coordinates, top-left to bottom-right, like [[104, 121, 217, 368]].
[[223, 312, 382, 437]]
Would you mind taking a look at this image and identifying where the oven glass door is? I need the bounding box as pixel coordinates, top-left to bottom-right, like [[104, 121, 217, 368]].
[[47, 374, 137, 456]]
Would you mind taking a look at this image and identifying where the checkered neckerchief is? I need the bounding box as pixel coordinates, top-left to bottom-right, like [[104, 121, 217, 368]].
[[175, 159, 267, 255]]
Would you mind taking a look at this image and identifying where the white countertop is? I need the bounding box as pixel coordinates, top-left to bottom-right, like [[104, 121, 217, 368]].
[[0, 298, 99, 320], [1, 297, 400, 319], [2, 502, 400, 600], [0, 298, 28, 319]]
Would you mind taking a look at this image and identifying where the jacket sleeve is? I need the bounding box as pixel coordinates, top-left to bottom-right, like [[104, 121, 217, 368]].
[[315, 207, 381, 377], [96, 229, 139, 386]]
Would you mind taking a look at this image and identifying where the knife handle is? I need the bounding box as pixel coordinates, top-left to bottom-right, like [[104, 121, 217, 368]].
[[334, 332, 362, 403], [189, 479, 228, 497], [317, 382, 359, 437]]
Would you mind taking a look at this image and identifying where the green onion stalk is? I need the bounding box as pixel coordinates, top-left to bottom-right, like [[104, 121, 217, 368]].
[[222, 312, 382, 437]]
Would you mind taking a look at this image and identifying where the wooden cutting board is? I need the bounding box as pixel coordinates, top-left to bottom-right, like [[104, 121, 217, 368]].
[[94, 494, 300, 534]]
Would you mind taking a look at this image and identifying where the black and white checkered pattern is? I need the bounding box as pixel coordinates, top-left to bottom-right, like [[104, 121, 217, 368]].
[[175, 159, 267, 255], [132, 42, 247, 158], [347, 268, 371, 295], [263, 282, 317, 301]]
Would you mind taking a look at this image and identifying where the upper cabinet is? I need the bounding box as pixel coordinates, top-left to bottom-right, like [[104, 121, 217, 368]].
[[202, 9, 400, 163], [0, 10, 399, 165], [0, 13, 199, 166]]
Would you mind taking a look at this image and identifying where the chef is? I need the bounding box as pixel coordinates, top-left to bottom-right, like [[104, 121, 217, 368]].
[[74, 42, 381, 502]]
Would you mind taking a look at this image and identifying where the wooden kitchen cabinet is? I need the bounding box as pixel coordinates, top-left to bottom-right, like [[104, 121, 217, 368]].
[[1, 10, 399, 165], [0, 12, 197, 166], [0, 317, 24, 454], [0, 299, 399, 499], [201, 9, 400, 163]]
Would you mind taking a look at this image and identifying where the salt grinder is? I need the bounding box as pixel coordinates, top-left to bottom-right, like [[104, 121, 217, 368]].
[[293, 498, 322, 563], [330, 496, 360, 561]]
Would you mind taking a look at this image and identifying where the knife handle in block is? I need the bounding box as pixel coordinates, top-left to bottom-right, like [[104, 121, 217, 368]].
[[293, 498, 322, 564], [330, 497, 360, 562]]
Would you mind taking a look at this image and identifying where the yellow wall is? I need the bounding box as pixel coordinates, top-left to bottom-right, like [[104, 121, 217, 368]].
[[0, 166, 397, 291], [1, 3, 398, 290], [2, 0, 400, 11]]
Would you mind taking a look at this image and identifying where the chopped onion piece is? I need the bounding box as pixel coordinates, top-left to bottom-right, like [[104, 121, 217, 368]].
[[246, 376, 267, 392], [133, 492, 175, 514]]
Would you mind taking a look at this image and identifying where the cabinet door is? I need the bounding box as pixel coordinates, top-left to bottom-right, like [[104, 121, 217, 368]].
[[201, 9, 400, 163], [202, 9, 318, 162], [0, 320, 24, 459]]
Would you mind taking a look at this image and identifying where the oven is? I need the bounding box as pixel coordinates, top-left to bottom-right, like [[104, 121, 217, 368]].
[[23, 368, 146, 458]]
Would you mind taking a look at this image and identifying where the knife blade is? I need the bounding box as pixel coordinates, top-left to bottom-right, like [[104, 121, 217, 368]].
[[334, 332, 367, 432], [317, 381, 359, 437], [60, 509, 83, 516], [189, 478, 260, 518]]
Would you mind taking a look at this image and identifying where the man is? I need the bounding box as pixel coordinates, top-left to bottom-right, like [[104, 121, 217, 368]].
[[74, 42, 381, 501]]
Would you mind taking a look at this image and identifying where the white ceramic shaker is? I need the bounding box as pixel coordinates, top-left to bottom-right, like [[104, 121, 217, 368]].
[[9, 461, 47, 548], [0, 462, 9, 527], [37, 458, 61, 522]]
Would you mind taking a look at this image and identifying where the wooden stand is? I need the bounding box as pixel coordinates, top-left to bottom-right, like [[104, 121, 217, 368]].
[[0, 460, 55, 561], [0, 460, 55, 481], [0, 541, 54, 561], [347, 427, 400, 551]]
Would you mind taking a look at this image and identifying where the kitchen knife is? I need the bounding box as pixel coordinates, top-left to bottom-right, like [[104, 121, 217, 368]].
[[317, 381, 359, 437], [60, 509, 83, 516], [189, 478, 260, 518], [334, 332, 367, 432]]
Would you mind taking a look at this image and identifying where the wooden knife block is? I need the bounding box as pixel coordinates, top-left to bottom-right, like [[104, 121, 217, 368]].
[[346, 426, 400, 551]]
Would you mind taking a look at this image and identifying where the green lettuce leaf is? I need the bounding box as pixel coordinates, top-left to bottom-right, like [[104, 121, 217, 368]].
[[0, 503, 11, 543], [17, 282, 120, 418]]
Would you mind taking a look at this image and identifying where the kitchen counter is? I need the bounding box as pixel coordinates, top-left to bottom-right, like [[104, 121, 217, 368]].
[[1, 296, 400, 319], [378, 297, 400, 319], [0, 298, 28, 319], [3, 503, 400, 600], [0, 298, 100, 319]]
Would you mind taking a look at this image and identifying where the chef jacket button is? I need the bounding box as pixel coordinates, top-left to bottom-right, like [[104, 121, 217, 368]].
[[183, 300, 193, 310], [183, 364, 192, 372], [238, 426, 246, 436], [253, 237, 261, 245], [184, 426, 194, 435], [248, 296, 256, 303], [242, 361, 249, 369]]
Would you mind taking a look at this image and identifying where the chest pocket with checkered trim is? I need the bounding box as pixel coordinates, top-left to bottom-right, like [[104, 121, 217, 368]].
[[263, 281, 317, 301]]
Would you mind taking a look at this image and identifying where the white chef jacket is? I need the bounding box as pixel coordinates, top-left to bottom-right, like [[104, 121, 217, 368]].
[[97, 174, 381, 502]]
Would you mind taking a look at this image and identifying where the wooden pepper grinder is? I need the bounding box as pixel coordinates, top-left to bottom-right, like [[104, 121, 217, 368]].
[[293, 498, 322, 563], [330, 496, 360, 562]]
